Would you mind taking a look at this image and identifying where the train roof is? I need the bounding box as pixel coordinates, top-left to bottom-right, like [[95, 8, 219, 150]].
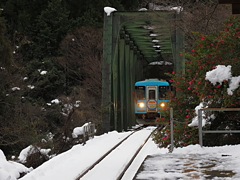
[[135, 79, 169, 86]]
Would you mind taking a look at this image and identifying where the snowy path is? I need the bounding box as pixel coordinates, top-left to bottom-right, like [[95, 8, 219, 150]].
[[136, 153, 239, 179]]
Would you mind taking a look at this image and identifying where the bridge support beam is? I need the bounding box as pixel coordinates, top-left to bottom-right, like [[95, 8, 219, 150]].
[[102, 12, 112, 133], [102, 11, 185, 133]]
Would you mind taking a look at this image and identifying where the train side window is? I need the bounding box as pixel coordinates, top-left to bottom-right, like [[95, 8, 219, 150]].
[[149, 90, 155, 99], [135, 86, 145, 100], [159, 86, 169, 99]]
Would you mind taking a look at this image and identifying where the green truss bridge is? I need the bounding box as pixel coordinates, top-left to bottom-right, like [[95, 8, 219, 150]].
[[101, 9, 184, 133]]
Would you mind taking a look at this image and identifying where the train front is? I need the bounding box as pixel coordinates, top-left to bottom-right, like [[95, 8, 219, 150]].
[[134, 79, 170, 125]]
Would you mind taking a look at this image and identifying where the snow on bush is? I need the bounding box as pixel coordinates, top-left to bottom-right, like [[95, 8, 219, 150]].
[[189, 65, 240, 127], [205, 65, 240, 95], [18, 145, 51, 164], [12, 87, 20, 91], [40, 71, 47, 75], [228, 76, 240, 95], [51, 99, 60, 104], [205, 65, 232, 85], [188, 103, 206, 127], [188, 102, 216, 127]]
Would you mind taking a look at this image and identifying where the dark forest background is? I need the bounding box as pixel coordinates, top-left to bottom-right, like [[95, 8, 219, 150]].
[[0, 0, 146, 159]]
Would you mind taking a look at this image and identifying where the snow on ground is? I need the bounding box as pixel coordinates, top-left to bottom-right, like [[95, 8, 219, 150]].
[[1, 127, 240, 180], [0, 150, 32, 180]]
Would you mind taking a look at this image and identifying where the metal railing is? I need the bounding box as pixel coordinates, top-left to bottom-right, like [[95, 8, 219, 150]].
[[83, 123, 96, 144], [198, 108, 240, 147]]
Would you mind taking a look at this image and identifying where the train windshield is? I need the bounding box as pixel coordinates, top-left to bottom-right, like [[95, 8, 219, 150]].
[[159, 86, 169, 99], [135, 86, 145, 100], [149, 90, 156, 99]]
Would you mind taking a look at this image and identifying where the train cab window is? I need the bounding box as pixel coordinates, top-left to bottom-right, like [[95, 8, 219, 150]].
[[135, 86, 145, 100], [159, 86, 169, 99], [149, 90, 156, 99]]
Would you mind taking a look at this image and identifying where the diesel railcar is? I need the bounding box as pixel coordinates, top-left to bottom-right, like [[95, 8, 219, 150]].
[[134, 79, 170, 125]]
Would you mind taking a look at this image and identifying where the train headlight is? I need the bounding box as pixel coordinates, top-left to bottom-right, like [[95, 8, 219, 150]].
[[138, 102, 145, 108], [160, 102, 165, 108]]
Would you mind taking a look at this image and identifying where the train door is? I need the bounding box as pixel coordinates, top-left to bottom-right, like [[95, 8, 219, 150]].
[[146, 86, 158, 112]]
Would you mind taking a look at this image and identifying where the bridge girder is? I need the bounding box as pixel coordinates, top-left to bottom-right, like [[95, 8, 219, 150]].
[[102, 11, 184, 133]]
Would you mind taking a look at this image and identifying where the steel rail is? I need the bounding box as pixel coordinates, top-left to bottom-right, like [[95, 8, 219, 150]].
[[75, 125, 144, 180], [117, 125, 164, 180]]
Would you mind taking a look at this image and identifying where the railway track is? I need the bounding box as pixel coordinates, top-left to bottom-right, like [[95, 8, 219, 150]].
[[75, 125, 163, 180]]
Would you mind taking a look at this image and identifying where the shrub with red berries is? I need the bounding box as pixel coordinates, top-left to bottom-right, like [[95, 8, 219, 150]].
[[153, 16, 240, 148]]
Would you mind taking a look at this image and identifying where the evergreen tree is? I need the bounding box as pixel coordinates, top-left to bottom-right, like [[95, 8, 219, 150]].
[[0, 13, 13, 116], [63, 0, 125, 28], [31, 0, 70, 59], [120, 0, 144, 10], [0, 14, 12, 67], [23, 58, 66, 103], [2, 0, 48, 35]]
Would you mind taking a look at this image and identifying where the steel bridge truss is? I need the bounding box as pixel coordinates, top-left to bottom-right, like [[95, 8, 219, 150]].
[[102, 10, 184, 132]]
